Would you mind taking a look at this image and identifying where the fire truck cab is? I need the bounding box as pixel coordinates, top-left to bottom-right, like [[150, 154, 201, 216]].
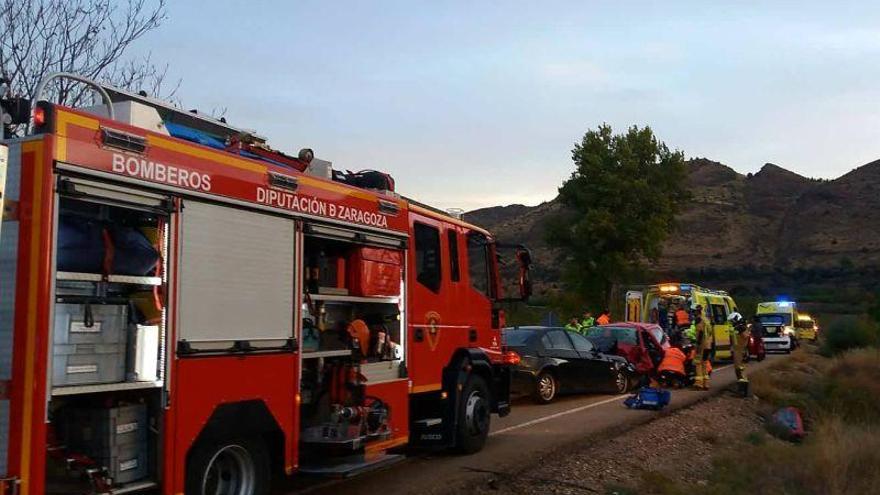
[[0, 74, 529, 494]]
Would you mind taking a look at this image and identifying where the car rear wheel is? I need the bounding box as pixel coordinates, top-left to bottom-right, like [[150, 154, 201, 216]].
[[532, 370, 557, 404]]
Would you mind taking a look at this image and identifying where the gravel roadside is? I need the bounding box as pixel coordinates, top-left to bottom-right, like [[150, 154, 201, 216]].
[[463, 391, 767, 495]]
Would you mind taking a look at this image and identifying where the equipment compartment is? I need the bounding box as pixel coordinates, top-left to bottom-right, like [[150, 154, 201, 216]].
[[52, 343, 126, 386], [348, 247, 402, 297], [53, 302, 128, 346]]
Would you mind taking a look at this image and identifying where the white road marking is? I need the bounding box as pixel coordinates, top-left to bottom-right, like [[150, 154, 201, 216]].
[[490, 364, 733, 437]]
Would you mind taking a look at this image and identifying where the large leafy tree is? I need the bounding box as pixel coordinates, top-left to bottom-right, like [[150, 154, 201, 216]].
[[547, 124, 689, 308]]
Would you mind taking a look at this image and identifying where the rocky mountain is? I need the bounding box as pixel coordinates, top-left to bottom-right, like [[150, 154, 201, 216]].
[[464, 158, 880, 294]]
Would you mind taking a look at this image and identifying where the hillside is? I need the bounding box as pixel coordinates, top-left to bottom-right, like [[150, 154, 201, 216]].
[[464, 158, 880, 298]]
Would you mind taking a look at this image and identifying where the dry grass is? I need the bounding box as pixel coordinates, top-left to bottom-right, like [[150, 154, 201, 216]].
[[704, 347, 880, 495], [619, 346, 880, 495]]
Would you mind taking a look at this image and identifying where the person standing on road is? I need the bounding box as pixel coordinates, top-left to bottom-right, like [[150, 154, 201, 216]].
[[728, 311, 750, 393], [596, 309, 611, 326], [692, 305, 711, 390], [670, 304, 691, 346], [750, 314, 764, 340], [580, 311, 595, 329], [658, 302, 669, 333]]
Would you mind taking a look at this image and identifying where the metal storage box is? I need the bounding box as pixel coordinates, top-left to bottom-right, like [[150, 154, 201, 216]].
[[67, 404, 148, 454], [54, 303, 128, 345], [52, 343, 125, 386], [98, 442, 149, 484], [66, 404, 149, 484]]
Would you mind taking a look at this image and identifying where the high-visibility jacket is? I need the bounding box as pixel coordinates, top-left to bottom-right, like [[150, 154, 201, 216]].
[[658, 347, 687, 375], [581, 316, 595, 328], [695, 320, 712, 351], [596, 314, 610, 325], [675, 309, 690, 326]]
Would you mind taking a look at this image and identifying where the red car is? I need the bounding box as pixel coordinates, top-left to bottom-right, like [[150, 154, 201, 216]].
[[745, 327, 767, 362], [585, 322, 668, 376]]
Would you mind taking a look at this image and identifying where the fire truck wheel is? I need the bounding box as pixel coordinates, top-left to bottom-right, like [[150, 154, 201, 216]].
[[456, 374, 491, 454], [186, 436, 270, 495]]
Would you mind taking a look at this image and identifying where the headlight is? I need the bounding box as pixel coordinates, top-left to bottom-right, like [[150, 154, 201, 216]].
[[783, 326, 795, 336]]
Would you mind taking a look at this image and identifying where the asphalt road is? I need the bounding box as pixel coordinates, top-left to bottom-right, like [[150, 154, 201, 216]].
[[281, 355, 783, 495]]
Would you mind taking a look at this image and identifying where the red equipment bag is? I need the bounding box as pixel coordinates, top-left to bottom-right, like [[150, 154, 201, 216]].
[[348, 247, 402, 297]]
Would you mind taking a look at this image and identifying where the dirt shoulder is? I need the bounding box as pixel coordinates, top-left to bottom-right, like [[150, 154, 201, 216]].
[[464, 391, 770, 495]]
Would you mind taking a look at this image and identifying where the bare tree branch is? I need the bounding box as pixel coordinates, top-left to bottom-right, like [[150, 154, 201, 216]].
[[0, 0, 178, 107]]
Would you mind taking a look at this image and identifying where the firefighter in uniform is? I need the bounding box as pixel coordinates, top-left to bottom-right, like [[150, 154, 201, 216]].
[[728, 311, 750, 395], [692, 305, 711, 390]]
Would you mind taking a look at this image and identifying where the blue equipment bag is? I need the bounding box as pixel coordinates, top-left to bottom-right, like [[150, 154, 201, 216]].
[[110, 226, 160, 275], [57, 216, 106, 273], [624, 387, 671, 410]]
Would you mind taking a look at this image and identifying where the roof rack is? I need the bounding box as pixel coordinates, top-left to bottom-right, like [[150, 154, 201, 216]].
[[32, 72, 260, 142]]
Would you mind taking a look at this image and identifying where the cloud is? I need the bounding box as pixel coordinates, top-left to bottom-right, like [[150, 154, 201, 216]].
[[538, 60, 609, 87], [804, 27, 880, 53]]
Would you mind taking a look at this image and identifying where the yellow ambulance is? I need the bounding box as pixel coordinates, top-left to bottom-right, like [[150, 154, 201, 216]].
[[795, 313, 818, 342], [756, 301, 799, 352], [626, 283, 739, 360]]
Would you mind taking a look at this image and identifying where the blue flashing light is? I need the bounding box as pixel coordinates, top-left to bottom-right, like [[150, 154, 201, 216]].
[[777, 301, 791, 307]]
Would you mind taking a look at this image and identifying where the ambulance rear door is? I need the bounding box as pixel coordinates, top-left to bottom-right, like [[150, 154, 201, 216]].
[[625, 291, 643, 322], [707, 295, 732, 359]]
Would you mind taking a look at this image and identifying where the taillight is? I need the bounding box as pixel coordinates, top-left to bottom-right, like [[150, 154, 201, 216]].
[[33, 106, 46, 126], [502, 350, 521, 366], [31, 101, 53, 133]]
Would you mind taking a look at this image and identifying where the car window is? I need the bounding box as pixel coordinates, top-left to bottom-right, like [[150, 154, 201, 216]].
[[466, 232, 490, 297], [759, 314, 787, 326], [648, 327, 666, 344], [414, 222, 441, 292], [541, 334, 553, 349], [545, 330, 574, 351], [502, 330, 532, 346], [643, 331, 660, 352], [568, 332, 594, 353], [584, 326, 638, 345]]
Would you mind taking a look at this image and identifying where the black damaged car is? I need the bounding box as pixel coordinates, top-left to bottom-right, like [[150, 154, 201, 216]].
[[503, 326, 636, 404]]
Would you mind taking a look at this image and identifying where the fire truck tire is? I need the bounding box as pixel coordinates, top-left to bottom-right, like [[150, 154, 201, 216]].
[[455, 374, 491, 454], [185, 436, 271, 495]]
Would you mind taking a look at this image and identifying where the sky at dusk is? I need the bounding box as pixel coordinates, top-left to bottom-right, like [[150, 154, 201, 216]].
[[135, 1, 880, 210]]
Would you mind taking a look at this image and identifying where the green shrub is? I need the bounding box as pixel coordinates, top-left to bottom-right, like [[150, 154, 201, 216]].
[[821, 316, 880, 355]]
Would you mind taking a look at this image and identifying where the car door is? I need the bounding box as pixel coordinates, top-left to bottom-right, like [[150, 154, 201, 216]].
[[641, 329, 665, 369], [543, 329, 582, 392], [568, 331, 614, 391]]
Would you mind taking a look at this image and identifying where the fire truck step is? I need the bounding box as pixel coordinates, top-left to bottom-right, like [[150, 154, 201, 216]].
[[413, 417, 443, 427], [108, 480, 159, 494], [298, 454, 405, 478]]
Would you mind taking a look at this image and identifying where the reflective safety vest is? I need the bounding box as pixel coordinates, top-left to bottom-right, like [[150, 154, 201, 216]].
[[658, 347, 687, 375], [675, 309, 690, 326], [683, 322, 697, 341], [596, 314, 610, 325], [581, 316, 595, 328]]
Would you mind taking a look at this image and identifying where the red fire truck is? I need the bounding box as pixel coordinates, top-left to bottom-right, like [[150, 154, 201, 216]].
[[0, 74, 530, 494]]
